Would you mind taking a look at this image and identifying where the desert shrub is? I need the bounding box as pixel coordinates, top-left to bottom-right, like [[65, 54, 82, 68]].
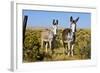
[[23, 29, 41, 62], [23, 28, 91, 62], [54, 30, 63, 48], [75, 29, 91, 59]]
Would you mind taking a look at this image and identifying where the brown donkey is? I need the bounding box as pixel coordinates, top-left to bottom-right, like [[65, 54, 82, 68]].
[[62, 16, 79, 56]]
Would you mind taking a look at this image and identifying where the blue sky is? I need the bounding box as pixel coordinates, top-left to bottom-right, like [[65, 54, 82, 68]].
[[23, 10, 91, 28]]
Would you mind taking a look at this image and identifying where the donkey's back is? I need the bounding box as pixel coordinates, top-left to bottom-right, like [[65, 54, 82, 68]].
[[41, 29, 53, 41]]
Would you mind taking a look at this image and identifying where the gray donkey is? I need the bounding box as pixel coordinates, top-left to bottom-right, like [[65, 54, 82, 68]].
[[62, 16, 79, 56], [41, 19, 58, 53]]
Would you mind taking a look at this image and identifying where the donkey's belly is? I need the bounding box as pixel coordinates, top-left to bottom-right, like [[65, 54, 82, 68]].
[[63, 40, 68, 43], [63, 38, 73, 43]]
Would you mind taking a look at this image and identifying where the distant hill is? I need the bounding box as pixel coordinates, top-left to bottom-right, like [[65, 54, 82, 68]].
[[26, 25, 66, 30], [26, 25, 91, 30]]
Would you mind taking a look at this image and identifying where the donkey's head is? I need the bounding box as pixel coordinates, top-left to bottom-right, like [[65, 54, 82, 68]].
[[70, 16, 79, 33], [52, 19, 59, 35]]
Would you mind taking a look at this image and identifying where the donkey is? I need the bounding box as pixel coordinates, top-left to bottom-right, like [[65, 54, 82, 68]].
[[41, 19, 58, 53], [62, 16, 79, 56]]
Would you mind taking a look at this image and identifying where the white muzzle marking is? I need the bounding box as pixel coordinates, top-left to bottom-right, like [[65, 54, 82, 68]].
[[52, 25, 57, 35], [71, 23, 75, 33]]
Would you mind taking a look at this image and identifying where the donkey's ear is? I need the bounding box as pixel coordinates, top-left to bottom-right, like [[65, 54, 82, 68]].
[[70, 16, 73, 22], [56, 20, 58, 25], [75, 17, 79, 22], [53, 19, 55, 25]]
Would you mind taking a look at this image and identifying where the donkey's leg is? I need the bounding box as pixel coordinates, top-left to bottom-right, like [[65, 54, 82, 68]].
[[64, 43, 68, 54], [49, 40, 51, 49], [41, 39, 43, 49], [71, 44, 74, 56], [45, 42, 48, 53], [66, 43, 69, 54], [67, 42, 71, 56], [49, 40, 52, 54], [63, 42, 65, 54]]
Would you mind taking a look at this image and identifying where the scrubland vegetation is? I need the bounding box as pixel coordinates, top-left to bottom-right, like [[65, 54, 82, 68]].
[[23, 28, 91, 62]]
